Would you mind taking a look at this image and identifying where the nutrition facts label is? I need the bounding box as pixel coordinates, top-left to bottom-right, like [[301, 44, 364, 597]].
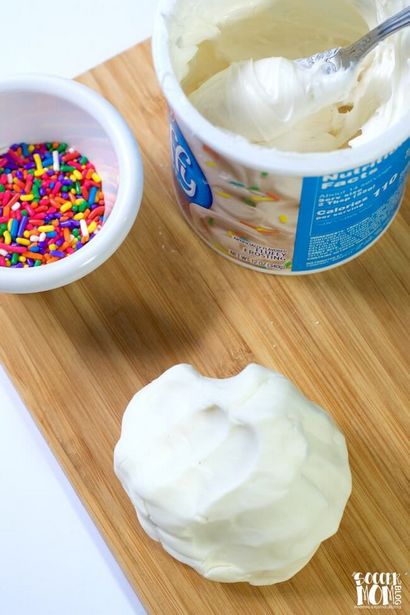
[[293, 139, 410, 272]]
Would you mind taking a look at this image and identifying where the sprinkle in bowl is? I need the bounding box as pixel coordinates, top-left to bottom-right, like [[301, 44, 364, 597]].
[[0, 75, 143, 293]]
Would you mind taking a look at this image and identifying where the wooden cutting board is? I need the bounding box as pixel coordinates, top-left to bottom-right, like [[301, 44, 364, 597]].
[[1, 41, 408, 614]]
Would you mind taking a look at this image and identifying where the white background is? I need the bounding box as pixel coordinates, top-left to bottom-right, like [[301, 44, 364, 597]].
[[0, 0, 159, 79], [0, 1, 159, 613], [0, 367, 142, 615]]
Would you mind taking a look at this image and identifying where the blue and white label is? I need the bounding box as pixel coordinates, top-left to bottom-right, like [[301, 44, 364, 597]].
[[170, 119, 213, 209], [293, 139, 410, 271]]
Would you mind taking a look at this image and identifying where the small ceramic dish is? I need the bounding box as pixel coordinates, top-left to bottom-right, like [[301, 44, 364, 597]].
[[0, 75, 143, 293]]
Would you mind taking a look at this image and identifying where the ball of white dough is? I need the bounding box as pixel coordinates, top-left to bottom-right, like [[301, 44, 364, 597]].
[[114, 364, 351, 585]]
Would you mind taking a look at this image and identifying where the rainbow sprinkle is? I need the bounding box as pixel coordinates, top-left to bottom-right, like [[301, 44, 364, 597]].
[[0, 142, 105, 268]]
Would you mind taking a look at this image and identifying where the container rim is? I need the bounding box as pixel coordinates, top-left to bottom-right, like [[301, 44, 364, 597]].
[[153, 0, 410, 177]]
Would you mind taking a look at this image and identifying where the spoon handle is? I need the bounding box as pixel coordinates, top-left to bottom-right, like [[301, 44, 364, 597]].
[[340, 7, 410, 68]]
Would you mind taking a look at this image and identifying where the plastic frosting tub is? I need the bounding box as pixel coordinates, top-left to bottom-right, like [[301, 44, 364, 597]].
[[153, 0, 410, 274]]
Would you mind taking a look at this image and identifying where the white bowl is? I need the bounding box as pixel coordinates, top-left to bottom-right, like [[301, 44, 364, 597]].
[[0, 75, 143, 293]]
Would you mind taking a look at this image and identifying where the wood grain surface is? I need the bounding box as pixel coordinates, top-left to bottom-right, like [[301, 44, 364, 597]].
[[1, 41, 409, 614]]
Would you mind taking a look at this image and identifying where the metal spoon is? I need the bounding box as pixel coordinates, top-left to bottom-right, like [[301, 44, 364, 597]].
[[297, 7, 410, 74]]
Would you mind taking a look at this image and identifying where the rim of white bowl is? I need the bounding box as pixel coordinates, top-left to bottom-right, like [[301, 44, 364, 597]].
[[152, 0, 410, 176], [0, 74, 143, 294]]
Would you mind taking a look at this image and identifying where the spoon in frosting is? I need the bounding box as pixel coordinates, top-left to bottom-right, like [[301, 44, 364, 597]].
[[297, 7, 410, 74]]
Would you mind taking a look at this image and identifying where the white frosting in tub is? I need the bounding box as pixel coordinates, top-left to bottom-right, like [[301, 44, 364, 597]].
[[170, 0, 410, 152], [114, 364, 352, 585]]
